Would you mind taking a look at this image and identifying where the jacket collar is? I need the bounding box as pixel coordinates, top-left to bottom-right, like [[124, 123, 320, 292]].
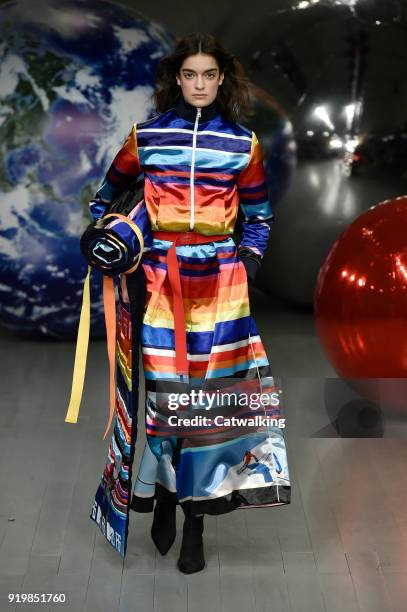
[[175, 95, 219, 123]]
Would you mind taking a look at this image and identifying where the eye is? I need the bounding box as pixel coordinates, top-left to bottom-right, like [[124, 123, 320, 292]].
[[206, 72, 216, 79], [183, 72, 194, 79]]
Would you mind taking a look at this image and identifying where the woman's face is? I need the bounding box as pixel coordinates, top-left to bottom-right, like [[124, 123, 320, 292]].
[[176, 53, 224, 108]]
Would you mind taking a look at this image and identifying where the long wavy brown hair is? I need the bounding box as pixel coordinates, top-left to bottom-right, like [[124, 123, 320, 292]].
[[153, 33, 252, 122]]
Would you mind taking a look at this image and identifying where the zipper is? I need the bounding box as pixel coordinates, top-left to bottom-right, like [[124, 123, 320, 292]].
[[189, 106, 201, 230]]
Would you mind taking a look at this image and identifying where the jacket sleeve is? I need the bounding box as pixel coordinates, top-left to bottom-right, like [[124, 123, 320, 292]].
[[236, 131, 274, 261], [89, 123, 143, 221]]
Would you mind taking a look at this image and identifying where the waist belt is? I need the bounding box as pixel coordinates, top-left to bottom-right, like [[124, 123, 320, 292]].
[[153, 230, 227, 376]]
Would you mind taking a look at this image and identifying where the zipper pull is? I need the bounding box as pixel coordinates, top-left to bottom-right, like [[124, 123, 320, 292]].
[[197, 107, 201, 120]]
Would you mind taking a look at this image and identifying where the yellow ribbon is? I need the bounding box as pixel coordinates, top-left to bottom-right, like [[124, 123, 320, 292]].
[[65, 214, 144, 440], [65, 264, 91, 424]]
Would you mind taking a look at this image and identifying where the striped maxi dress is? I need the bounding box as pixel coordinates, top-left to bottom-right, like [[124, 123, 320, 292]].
[[89, 96, 291, 548]]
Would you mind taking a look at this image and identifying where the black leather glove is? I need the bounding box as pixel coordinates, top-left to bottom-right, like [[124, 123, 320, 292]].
[[239, 247, 261, 285]]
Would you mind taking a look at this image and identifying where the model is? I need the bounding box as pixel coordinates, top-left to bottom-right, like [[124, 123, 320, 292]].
[[88, 32, 291, 574]]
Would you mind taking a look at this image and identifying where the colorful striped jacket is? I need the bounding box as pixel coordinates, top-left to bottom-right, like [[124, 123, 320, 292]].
[[90, 96, 274, 259]]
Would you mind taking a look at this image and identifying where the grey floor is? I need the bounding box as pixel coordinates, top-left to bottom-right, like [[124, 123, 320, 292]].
[[1, 290, 406, 612]]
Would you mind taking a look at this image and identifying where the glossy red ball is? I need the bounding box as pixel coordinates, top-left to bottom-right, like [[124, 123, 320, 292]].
[[314, 196, 407, 410]]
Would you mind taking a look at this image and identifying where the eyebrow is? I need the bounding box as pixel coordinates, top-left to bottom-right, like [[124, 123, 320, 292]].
[[181, 68, 218, 74]]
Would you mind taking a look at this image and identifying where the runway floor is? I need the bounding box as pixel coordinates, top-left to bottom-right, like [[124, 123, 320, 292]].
[[0, 289, 406, 612]]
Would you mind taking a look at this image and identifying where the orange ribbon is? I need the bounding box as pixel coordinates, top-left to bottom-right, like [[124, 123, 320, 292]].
[[100, 213, 144, 440], [153, 231, 227, 376]]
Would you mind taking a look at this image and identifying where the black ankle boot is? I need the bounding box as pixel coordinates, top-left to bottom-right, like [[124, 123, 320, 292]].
[[177, 514, 205, 574], [151, 499, 177, 555]]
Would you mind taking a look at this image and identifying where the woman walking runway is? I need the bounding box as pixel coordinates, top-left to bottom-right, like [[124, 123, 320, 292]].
[[89, 32, 291, 574]]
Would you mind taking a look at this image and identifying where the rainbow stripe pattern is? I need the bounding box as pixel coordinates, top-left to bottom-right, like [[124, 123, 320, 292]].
[[90, 269, 146, 558], [90, 98, 290, 534], [130, 233, 291, 514], [91, 102, 274, 258]]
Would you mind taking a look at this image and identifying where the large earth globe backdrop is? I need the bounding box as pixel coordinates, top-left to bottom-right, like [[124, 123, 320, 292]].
[[0, 0, 173, 338]]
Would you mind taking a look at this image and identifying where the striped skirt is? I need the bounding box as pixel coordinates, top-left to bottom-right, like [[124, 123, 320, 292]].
[[131, 235, 291, 516]]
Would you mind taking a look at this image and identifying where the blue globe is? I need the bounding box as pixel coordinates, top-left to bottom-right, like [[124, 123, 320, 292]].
[[0, 0, 173, 337]]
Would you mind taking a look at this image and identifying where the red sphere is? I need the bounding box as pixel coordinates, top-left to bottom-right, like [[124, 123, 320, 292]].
[[314, 196, 407, 409]]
